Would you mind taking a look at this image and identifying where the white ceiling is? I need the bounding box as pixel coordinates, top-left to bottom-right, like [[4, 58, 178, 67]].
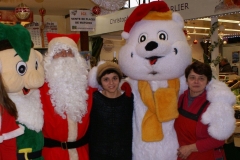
[[0, 0, 96, 16]]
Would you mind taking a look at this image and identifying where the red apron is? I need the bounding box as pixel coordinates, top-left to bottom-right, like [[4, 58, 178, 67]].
[[174, 96, 225, 160]]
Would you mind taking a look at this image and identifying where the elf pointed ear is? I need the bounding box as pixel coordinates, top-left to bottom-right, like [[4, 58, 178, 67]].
[[34, 50, 43, 64]]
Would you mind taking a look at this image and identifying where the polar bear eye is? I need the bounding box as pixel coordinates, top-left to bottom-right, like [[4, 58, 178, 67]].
[[138, 33, 147, 43], [16, 61, 27, 76], [158, 31, 168, 40]]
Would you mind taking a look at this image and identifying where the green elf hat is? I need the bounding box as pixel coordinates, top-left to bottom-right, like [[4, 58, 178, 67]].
[[0, 23, 32, 62]]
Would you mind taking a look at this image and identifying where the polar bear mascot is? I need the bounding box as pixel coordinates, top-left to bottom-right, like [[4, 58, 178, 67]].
[[118, 1, 236, 160]]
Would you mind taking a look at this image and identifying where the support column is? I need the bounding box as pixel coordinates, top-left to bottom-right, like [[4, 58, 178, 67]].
[[211, 17, 219, 79], [80, 31, 89, 51]]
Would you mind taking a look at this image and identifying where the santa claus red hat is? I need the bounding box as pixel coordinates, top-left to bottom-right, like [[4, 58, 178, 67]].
[[122, 1, 172, 39], [47, 33, 80, 50]]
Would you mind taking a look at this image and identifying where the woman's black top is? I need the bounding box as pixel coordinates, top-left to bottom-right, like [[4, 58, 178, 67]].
[[89, 91, 134, 160]]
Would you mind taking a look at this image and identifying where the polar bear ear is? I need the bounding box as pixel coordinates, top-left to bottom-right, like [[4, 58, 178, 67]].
[[172, 12, 184, 29]]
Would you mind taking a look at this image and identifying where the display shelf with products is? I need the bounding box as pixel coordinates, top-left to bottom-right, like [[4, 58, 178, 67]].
[[222, 74, 240, 150]]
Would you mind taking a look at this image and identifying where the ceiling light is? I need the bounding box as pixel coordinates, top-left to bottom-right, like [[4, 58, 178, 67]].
[[198, 18, 240, 24], [238, 22, 240, 26], [188, 33, 209, 36], [185, 26, 240, 32], [185, 26, 210, 30]]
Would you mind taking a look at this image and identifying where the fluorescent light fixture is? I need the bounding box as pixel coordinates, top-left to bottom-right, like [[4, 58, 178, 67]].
[[185, 26, 209, 29], [198, 18, 240, 24], [188, 33, 209, 36], [185, 26, 240, 32]]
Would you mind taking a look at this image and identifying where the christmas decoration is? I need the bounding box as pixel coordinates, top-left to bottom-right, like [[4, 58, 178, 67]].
[[207, 22, 223, 57], [193, 39, 198, 44], [39, 7, 46, 48], [92, 6, 101, 15], [211, 55, 221, 67], [39, 7, 46, 17], [91, 0, 126, 11], [15, 3, 31, 20], [209, 22, 219, 36], [183, 29, 187, 36], [233, 0, 240, 6]]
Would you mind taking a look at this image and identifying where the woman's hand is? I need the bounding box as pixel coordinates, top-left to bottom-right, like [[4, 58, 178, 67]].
[[177, 143, 198, 159]]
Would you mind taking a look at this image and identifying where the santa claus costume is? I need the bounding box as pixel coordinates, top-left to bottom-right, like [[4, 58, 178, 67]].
[[40, 33, 94, 160]]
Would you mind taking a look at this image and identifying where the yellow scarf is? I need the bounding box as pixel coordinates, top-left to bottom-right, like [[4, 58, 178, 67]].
[[138, 79, 180, 142]]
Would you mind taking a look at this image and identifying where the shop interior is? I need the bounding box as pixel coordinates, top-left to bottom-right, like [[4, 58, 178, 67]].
[[0, 0, 240, 158]]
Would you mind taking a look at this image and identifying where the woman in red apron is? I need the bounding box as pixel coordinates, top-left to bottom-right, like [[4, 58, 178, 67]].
[[174, 61, 226, 160]]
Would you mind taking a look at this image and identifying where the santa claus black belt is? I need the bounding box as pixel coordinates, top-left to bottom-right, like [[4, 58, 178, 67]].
[[44, 133, 88, 149], [17, 149, 42, 160]]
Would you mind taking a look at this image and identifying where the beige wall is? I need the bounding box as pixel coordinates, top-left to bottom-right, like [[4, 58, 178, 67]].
[[100, 39, 125, 61], [34, 15, 67, 33]]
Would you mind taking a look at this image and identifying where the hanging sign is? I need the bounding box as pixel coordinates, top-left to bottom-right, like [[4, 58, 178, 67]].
[[89, 0, 240, 36], [69, 10, 96, 31]]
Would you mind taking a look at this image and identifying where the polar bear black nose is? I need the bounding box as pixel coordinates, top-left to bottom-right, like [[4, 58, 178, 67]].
[[145, 41, 158, 51]]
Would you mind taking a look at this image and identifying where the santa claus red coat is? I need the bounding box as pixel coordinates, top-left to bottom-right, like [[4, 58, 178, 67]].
[[40, 83, 94, 160]]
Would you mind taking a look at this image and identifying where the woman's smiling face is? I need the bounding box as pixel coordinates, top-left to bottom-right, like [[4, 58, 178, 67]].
[[100, 72, 120, 94]]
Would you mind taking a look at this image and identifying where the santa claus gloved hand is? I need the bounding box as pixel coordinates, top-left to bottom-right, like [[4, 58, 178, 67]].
[[120, 81, 132, 97]]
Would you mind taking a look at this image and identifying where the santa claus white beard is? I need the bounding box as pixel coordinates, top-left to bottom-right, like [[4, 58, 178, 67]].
[[45, 57, 88, 123]]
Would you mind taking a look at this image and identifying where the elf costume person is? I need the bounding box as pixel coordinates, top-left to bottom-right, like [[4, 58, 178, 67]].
[[0, 66, 24, 160], [40, 33, 94, 160], [0, 23, 45, 160], [117, 1, 236, 160]]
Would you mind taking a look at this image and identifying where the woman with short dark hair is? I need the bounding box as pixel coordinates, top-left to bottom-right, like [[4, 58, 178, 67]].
[[174, 61, 226, 160], [88, 61, 133, 160]]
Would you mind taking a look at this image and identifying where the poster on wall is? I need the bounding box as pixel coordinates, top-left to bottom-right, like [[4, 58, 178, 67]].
[[26, 21, 58, 48], [43, 22, 58, 48], [26, 22, 42, 48], [232, 51, 239, 63], [69, 10, 96, 31]]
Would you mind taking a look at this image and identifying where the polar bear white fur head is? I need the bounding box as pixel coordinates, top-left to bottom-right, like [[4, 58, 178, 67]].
[[119, 1, 192, 81]]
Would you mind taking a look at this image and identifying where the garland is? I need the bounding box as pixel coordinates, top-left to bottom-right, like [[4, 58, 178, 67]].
[[209, 22, 219, 36], [211, 55, 221, 67], [207, 21, 223, 66]]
